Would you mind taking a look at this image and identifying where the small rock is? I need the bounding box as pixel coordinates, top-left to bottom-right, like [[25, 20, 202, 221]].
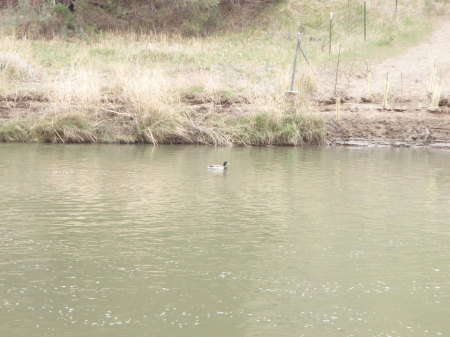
[[438, 97, 449, 107], [360, 97, 373, 103]]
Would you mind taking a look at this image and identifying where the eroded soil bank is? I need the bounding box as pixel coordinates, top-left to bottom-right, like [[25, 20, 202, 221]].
[[321, 106, 450, 148], [315, 14, 450, 148], [1, 89, 448, 148]]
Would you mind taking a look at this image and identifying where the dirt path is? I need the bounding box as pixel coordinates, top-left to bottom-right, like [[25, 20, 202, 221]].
[[315, 13, 450, 148], [346, 17, 450, 104]]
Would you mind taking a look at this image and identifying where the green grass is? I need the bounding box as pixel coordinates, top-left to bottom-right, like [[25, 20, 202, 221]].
[[0, 109, 325, 146], [0, 0, 444, 145]]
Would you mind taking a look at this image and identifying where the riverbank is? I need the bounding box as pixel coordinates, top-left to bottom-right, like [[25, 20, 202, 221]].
[[323, 108, 450, 148], [0, 94, 324, 145], [316, 11, 450, 149], [0, 1, 448, 146], [1, 93, 449, 147]]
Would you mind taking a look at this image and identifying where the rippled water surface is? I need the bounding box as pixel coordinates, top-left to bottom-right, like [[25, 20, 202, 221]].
[[0, 144, 449, 337]]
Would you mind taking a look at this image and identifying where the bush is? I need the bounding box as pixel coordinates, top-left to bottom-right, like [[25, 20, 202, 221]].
[[2, 0, 283, 36], [74, 0, 222, 35], [53, 3, 76, 31], [75, 0, 284, 35]]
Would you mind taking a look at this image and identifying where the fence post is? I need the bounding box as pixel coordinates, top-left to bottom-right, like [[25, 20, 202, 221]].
[[329, 12, 333, 55], [289, 33, 301, 92], [334, 44, 342, 96], [364, 0, 367, 42], [383, 72, 390, 109]]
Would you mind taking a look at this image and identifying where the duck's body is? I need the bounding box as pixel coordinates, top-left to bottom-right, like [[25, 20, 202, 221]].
[[208, 161, 228, 170]]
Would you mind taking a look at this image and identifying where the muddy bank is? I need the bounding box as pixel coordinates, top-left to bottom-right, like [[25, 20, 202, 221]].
[[1, 95, 449, 148], [316, 100, 450, 148], [313, 14, 450, 149]]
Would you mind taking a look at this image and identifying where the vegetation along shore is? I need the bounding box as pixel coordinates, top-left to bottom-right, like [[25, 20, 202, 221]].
[[0, 0, 448, 146]]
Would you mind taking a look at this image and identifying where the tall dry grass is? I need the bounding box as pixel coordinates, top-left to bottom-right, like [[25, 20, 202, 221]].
[[0, 0, 439, 144]]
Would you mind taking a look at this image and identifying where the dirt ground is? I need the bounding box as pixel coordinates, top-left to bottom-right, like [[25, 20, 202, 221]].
[[315, 13, 450, 148]]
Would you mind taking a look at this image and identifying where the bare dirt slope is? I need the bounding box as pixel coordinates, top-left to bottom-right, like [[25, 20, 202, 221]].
[[315, 14, 450, 148], [346, 17, 450, 104]]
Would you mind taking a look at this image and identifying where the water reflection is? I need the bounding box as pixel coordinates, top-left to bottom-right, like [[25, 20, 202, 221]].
[[0, 144, 449, 337]]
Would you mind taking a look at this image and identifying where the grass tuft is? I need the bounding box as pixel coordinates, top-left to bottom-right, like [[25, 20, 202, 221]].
[[0, 53, 35, 81], [0, 119, 30, 142]]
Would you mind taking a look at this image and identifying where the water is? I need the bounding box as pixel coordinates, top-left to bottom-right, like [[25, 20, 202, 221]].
[[0, 144, 449, 337]]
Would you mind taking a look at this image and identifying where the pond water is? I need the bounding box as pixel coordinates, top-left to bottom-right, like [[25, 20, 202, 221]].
[[0, 144, 449, 337]]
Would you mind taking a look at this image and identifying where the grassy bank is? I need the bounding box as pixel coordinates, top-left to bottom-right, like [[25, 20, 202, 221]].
[[0, 0, 443, 145], [0, 108, 325, 145]]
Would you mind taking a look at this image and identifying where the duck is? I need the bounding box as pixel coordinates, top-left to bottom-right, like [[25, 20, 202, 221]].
[[208, 161, 229, 170]]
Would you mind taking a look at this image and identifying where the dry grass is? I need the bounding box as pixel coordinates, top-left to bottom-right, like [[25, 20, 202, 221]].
[[0, 0, 438, 145], [0, 53, 36, 81]]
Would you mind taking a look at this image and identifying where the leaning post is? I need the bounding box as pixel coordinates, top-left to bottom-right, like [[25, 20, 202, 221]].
[[288, 33, 301, 93]]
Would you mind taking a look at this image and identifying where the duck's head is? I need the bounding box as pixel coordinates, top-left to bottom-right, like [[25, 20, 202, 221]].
[[223, 161, 228, 167]]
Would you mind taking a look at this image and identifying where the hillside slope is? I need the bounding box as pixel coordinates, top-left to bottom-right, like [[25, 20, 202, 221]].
[[0, 0, 448, 146]]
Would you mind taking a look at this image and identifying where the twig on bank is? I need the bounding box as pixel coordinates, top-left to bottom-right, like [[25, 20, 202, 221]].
[[27, 109, 49, 134], [92, 119, 104, 127], [100, 107, 135, 119], [51, 118, 65, 143]]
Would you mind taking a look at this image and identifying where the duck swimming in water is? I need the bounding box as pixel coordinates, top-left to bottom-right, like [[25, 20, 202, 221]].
[[208, 161, 228, 170]]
